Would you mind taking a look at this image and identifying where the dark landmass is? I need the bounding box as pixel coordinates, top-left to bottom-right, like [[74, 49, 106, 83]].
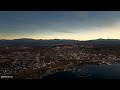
[[0, 38, 79, 45], [1, 38, 120, 45]]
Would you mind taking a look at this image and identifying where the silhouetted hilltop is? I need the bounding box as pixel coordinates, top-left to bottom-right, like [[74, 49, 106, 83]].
[[86, 38, 120, 44], [14, 38, 35, 41]]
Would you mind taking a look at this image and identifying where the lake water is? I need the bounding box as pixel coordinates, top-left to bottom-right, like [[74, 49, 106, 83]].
[[42, 64, 120, 80]]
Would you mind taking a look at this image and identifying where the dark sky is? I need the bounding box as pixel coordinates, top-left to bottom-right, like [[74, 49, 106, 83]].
[[0, 11, 120, 40]]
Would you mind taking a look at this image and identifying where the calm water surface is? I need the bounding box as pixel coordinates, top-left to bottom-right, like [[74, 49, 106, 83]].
[[42, 64, 120, 80]]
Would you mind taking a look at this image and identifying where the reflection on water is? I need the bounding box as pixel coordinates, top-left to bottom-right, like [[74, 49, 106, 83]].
[[42, 64, 120, 80]]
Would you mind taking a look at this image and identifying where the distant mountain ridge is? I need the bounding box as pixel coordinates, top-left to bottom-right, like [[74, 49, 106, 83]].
[[1, 38, 120, 45], [0, 38, 80, 45], [85, 38, 120, 45]]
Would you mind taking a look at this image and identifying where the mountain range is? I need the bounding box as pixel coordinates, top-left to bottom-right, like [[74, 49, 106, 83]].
[[0, 38, 79, 45], [0, 38, 120, 45]]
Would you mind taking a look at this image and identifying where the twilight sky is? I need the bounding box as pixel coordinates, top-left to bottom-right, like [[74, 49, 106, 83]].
[[0, 11, 120, 40]]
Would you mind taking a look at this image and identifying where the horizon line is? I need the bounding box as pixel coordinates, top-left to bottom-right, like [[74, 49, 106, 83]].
[[0, 38, 120, 41]]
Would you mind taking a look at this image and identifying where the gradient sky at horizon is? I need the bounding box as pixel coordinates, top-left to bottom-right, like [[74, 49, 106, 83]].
[[1, 11, 120, 40]]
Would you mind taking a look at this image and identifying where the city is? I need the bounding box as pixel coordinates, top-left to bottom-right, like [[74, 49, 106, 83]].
[[0, 42, 120, 79]]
